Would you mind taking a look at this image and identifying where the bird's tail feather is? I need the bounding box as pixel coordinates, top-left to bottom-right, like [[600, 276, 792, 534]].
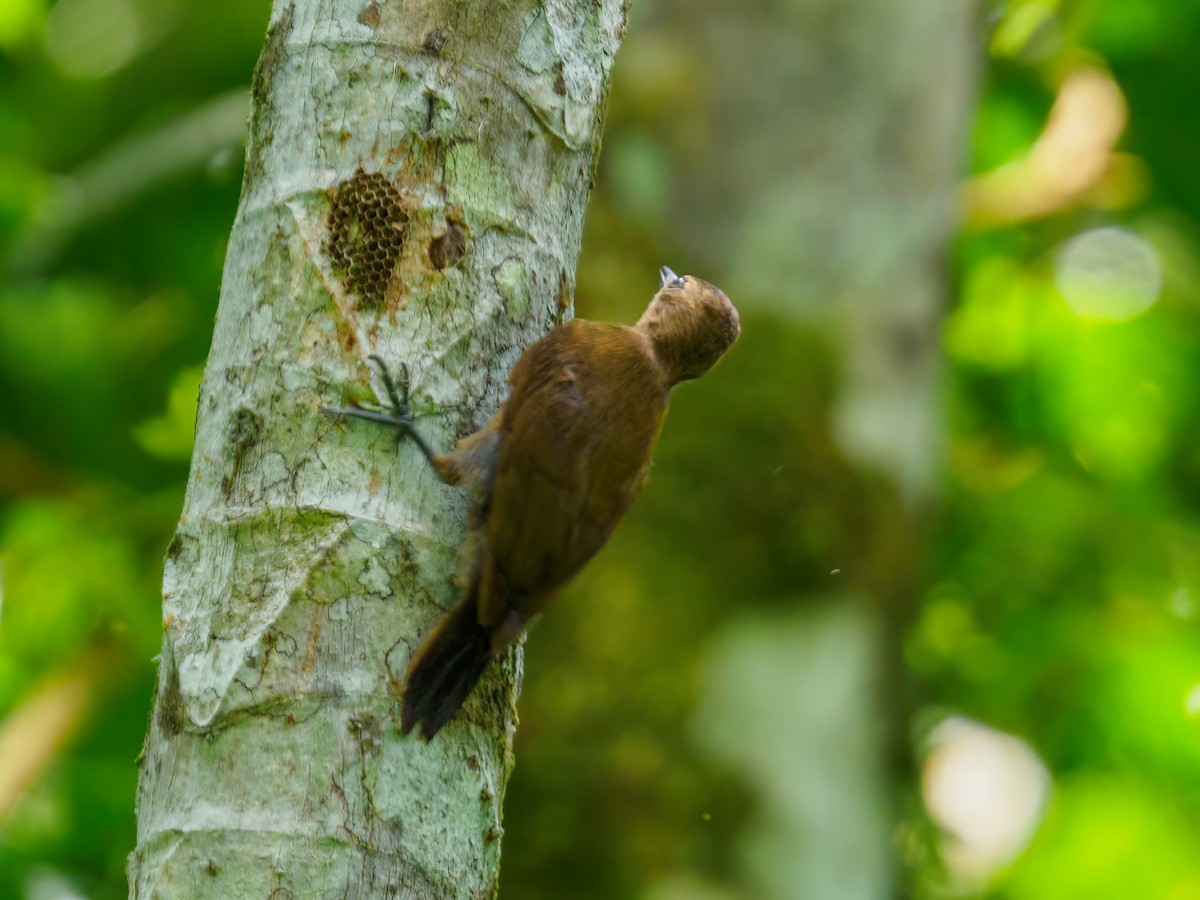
[[401, 594, 493, 739]]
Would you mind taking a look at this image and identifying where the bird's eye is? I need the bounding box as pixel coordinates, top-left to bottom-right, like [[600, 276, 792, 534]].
[[671, 276, 686, 289]]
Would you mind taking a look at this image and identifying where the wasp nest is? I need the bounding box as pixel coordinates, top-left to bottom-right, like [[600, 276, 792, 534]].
[[326, 169, 409, 306]]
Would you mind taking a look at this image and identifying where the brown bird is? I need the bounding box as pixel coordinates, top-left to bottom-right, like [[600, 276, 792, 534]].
[[323, 267, 740, 738]]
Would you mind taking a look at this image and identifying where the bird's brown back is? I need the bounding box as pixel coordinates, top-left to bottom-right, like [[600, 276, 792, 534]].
[[476, 319, 669, 628]]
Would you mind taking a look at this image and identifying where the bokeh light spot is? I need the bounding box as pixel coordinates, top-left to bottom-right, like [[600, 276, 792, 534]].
[[44, 0, 139, 80], [922, 716, 1051, 882], [1055, 226, 1162, 322], [1183, 684, 1200, 718], [1169, 588, 1196, 620]]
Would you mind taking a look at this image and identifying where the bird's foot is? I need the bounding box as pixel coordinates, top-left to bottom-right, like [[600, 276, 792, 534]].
[[321, 356, 438, 464]]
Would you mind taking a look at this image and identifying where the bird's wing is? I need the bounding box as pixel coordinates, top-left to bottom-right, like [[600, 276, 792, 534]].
[[476, 323, 665, 628], [479, 356, 593, 625]]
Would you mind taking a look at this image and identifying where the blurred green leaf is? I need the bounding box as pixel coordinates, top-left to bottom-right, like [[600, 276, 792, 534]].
[[1038, 313, 1179, 482], [945, 256, 1040, 370], [0, 0, 44, 51], [132, 364, 201, 460], [970, 90, 1046, 174], [0, 156, 49, 238], [990, 0, 1061, 60], [1005, 775, 1200, 898], [1079, 0, 1200, 59], [0, 498, 143, 679]]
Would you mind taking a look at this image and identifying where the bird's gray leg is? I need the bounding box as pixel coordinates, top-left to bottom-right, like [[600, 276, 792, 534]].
[[322, 355, 440, 468]]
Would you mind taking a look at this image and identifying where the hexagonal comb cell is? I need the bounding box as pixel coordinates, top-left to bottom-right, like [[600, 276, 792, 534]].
[[326, 168, 409, 306]]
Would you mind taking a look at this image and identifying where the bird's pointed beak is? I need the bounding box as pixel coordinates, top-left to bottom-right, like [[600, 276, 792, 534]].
[[659, 266, 679, 289]]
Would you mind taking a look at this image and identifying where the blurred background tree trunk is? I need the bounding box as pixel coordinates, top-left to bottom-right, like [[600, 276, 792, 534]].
[[127, 0, 627, 895], [504, 1, 976, 897], [682, 5, 977, 894]]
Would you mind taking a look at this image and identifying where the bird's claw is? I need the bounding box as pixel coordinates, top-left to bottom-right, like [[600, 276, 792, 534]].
[[323, 357, 439, 467], [368, 354, 412, 419]]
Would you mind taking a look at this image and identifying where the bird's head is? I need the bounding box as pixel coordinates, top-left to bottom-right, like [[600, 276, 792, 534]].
[[636, 266, 741, 384]]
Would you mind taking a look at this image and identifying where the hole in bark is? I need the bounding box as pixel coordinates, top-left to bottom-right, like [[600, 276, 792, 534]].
[[357, 2, 380, 28], [157, 662, 185, 737], [429, 221, 467, 270], [422, 27, 448, 55], [555, 269, 572, 321]]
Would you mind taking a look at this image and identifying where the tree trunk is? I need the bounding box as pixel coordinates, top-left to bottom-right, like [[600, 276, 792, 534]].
[[128, 0, 627, 895]]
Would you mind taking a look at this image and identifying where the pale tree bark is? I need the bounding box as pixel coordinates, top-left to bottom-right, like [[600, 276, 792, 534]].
[[128, 0, 627, 896]]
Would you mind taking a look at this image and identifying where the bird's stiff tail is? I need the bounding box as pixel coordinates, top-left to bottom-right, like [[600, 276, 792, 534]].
[[401, 595, 493, 739]]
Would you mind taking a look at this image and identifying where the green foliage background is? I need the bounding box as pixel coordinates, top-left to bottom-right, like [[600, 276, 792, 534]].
[[2, 0, 1200, 897]]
